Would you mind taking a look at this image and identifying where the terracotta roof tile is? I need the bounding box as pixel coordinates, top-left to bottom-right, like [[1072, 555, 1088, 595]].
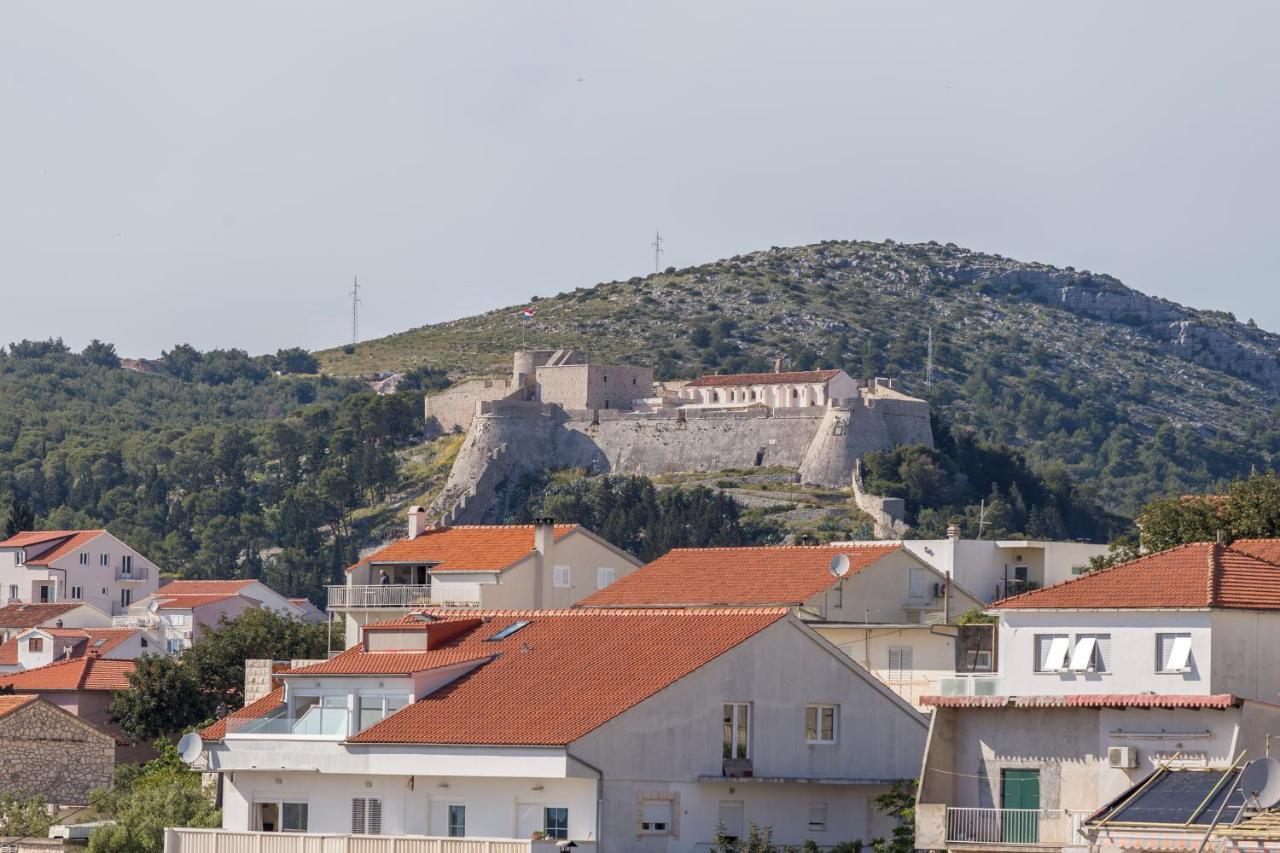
[[1225, 538, 1280, 565], [0, 530, 102, 549], [989, 542, 1280, 611], [201, 687, 285, 741], [41, 628, 142, 656], [159, 580, 257, 596], [154, 593, 248, 609], [922, 693, 1239, 709], [0, 695, 37, 719], [348, 608, 788, 746], [0, 602, 85, 629], [346, 524, 579, 574], [0, 638, 17, 666], [285, 647, 494, 676], [22, 531, 106, 566], [578, 544, 902, 607], [0, 657, 135, 692], [685, 370, 843, 388]]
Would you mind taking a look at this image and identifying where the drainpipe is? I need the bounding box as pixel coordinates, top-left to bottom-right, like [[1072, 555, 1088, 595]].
[[565, 748, 604, 852]]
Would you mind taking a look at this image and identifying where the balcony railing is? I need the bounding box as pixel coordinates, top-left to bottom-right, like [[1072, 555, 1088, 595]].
[[937, 674, 1002, 697], [946, 808, 1081, 847], [327, 584, 433, 610], [164, 829, 567, 853]]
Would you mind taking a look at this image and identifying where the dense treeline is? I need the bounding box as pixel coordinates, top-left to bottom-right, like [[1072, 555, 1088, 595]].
[[508, 472, 783, 561], [0, 340, 422, 602], [861, 417, 1128, 542]]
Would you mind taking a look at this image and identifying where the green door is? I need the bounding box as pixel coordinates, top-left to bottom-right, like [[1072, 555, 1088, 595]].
[[1001, 769, 1040, 843]]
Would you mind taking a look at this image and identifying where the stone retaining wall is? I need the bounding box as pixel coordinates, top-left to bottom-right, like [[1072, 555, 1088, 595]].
[[0, 700, 114, 806]]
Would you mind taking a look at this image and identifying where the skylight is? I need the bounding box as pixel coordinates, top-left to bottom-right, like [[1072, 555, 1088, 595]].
[[487, 620, 530, 641]]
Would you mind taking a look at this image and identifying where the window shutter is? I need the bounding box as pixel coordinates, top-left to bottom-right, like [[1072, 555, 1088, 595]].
[[1168, 635, 1193, 670], [368, 798, 382, 835], [553, 565, 571, 588], [351, 798, 366, 834], [888, 647, 912, 679], [596, 567, 616, 589]]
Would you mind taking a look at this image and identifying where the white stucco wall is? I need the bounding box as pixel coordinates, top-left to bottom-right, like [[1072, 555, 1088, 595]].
[[1208, 609, 1280, 702], [997, 609, 1212, 696], [901, 540, 1109, 604], [819, 625, 958, 710]]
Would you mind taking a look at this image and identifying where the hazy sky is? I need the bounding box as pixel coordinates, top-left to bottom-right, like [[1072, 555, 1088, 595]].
[[2, 2, 1278, 358]]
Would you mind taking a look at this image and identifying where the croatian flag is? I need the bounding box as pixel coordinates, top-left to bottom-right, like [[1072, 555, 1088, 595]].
[[522, 306, 536, 319]]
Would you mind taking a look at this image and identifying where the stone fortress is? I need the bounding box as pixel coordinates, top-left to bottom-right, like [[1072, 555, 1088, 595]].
[[425, 350, 934, 530]]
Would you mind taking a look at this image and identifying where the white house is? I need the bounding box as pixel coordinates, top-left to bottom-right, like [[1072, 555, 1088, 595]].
[[915, 541, 1280, 852], [0, 529, 160, 616], [677, 369, 860, 409], [0, 601, 112, 644], [183, 607, 927, 852], [0, 626, 153, 673], [123, 579, 314, 653], [332, 512, 642, 647], [578, 543, 988, 709]]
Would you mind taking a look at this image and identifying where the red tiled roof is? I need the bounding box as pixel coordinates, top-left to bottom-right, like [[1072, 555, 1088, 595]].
[[1228, 539, 1280, 565], [0, 530, 102, 549], [346, 525, 579, 575], [990, 543, 1280, 611], [347, 608, 789, 746], [0, 657, 135, 692], [201, 687, 285, 741], [0, 695, 37, 720], [154, 593, 247, 609], [578, 544, 902, 607], [922, 694, 1239, 710], [22, 531, 105, 566], [0, 602, 86, 629], [158, 580, 257, 596], [285, 647, 495, 676], [685, 370, 842, 388], [42, 628, 142, 656], [0, 638, 17, 666]]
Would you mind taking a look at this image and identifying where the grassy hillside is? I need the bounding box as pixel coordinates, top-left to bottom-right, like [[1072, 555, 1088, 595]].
[[318, 239, 1280, 515]]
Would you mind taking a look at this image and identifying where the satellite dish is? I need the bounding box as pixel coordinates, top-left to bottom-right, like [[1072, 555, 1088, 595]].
[[1240, 758, 1280, 809], [147, 599, 160, 613], [828, 554, 851, 578], [177, 732, 204, 766]]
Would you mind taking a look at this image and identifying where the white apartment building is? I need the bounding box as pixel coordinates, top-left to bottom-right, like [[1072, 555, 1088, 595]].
[[915, 541, 1280, 852], [332, 512, 642, 647], [0, 529, 160, 617], [181, 607, 926, 853], [578, 543, 988, 709], [123, 579, 317, 653]]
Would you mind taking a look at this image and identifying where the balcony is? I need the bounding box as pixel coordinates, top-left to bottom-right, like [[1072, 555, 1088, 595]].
[[225, 703, 348, 739], [116, 565, 150, 581], [164, 829, 570, 853], [327, 584, 433, 610], [945, 808, 1082, 848]]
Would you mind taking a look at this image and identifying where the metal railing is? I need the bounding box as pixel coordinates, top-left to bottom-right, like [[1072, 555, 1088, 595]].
[[116, 565, 150, 581], [327, 584, 433, 609], [945, 808, 1081, 847], [164, 828, 563, 853]]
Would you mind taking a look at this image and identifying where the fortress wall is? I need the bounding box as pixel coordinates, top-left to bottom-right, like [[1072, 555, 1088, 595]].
[[423, 378, 516, 433], [868, 397, 934, 447], [535, 364, 654, 411]]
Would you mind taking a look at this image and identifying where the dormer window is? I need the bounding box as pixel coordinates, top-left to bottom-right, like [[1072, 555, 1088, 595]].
[[356, 694, 409, 731]]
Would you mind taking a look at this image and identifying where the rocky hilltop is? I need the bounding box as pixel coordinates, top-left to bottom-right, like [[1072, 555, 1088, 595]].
[[319, 240, 1280, 514]]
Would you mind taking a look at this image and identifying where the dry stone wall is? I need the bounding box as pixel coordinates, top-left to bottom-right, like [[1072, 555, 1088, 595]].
[[0, 701, 114, 806]]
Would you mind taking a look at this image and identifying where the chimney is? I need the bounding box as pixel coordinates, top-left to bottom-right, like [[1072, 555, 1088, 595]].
[[407, 506, 428, 539], [774, 356, 783, 374], [946, 524, 961, 542], [534, 517, 556, 559]]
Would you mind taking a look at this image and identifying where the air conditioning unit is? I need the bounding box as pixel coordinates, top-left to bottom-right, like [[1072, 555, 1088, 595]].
[[932, 583, 945, 598], [1108, 746, 1138, 769]]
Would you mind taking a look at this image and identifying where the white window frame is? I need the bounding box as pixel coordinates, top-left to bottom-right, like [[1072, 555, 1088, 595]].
[[804, 704, 838, 744], [121, 555, 133, 574], [1070, 634, 1110, 673], [99, 553, 109, 567], [447, 803, 465, 838], [70, 586, 82, 600], [543, 806, 569, 840], [807, 802, 829, 832], [638, 795, 678, 836], [1157, 633, 1194, 673], [596, 566, 616, 589], [351, 797, 382, 835], [253, 799, 309, 833], [552, 565, 571, 589], [356, 693, 409, 732], [79, 553, 89, 566], [1035, 634, 1070, 673], [723, 703, 750, 759]]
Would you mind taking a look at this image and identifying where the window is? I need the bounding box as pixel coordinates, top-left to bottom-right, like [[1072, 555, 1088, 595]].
[[1035, 634, 1070, 672], [805, 705, 837, 744], [1070, 634, 1110, 673], [723, 703, 750, 759], [167, 639, 183, 653], [140, 637, 148, 648], [120, 589, 131, 608], [888, 646, 913, 680], [70, 586, 82, 600], [27, 637, 43, 653], [79, 553, 89, 566], [100, 554, 109, 566], [965, 649, 993, 672], [908, 568, 928, 599], [552, 565, 571, 588], [169, 613, 188, 626], [293, 694, 348, 736], [121, 555, 133, 574], [7, 585, 16, 602], [596, 566, 616, 589], [255, 801, 307, 832], [448, 804, 465, 838], [1158, 633, 1194, 673], [1013, 565, 1030, 583], [543, 807, 568, 840], [351, 798, 382, 834], [488, 620, 530, 641], [357, 695, 409, 732], [640, 798, 674, 834], [718, 801, 744, 839], [807, 803, 828, 832]]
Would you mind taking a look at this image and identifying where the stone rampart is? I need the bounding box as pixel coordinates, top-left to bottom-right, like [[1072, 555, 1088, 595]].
[[0, 700, 114, 806], [423, 378, 517, 433]]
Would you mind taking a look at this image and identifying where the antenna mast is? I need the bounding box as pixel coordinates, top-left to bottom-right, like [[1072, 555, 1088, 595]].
[[349, 276, 361, 347], [652, 229, 664, 274], [926, 325, 934, 387]]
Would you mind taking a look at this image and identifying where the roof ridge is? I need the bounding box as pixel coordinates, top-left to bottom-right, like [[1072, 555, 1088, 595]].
[[662, 543, 898, 554], [1208, 542, 1223, 606], [415, 606, 791, 618]]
